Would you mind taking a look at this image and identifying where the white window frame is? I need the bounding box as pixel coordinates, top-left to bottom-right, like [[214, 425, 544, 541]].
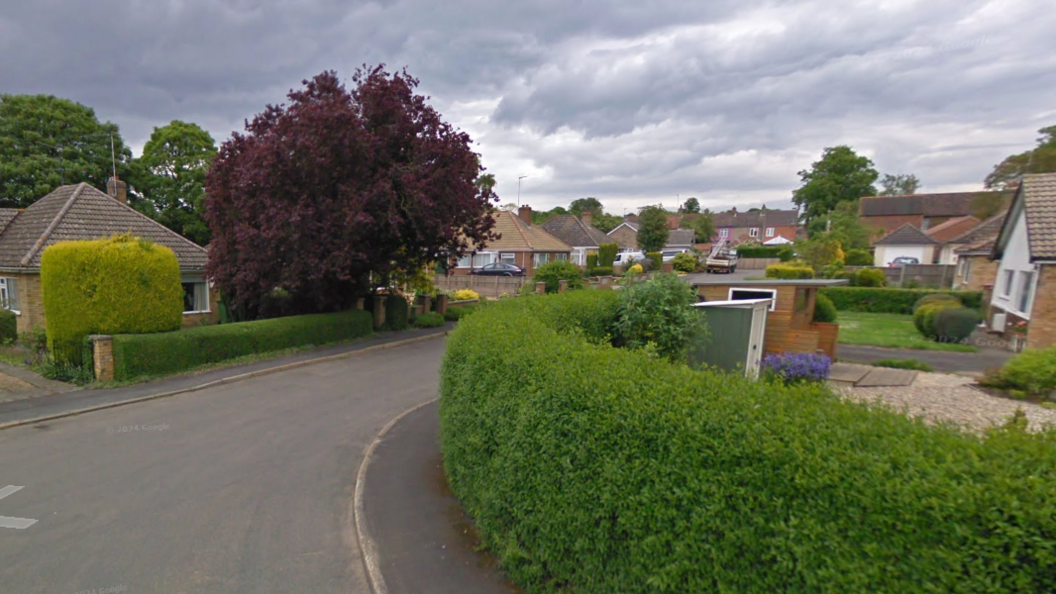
[[728, 287, 777, 311], [533, 253, 551, 267], [1017, 270, 1034, 314], [0, 277, 20, 314], [1001, 269, 1015, 297], [500, 253, 516, 264], [182, 276, 210, 314], [960, 258, 972, 284], [749, 227, 759, 238], [719, 228, 729, 239], [457, 251, 498, 268], [765, 227, 775, 238]]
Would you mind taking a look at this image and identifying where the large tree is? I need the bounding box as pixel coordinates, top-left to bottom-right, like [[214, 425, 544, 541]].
[[205, 68, 498, 319], [792, 146, 879, 227], [636, 205, 670, 253], [688, 211, 716, 243], [809, 200, 876, 250], [0, 94, 132, 207], [127, 120, 216, 245], [985, 125, 1056, 189], [682, 197, 701, 213], [569, 197, 603, 216], [878, 173, 921, 195]]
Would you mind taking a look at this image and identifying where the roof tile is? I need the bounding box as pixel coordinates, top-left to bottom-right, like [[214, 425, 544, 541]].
[[541, 215, 610, 248], [875, 223, 938, 246]]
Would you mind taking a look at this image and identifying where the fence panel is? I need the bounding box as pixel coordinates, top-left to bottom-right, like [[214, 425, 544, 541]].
[[433, 274, 527, 297]]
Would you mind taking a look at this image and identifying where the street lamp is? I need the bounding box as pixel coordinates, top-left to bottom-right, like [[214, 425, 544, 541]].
[[517, 175, 528, 206]]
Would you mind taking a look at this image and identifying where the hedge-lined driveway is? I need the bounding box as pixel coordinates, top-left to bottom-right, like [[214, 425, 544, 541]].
[[0, 338, 446, 594]]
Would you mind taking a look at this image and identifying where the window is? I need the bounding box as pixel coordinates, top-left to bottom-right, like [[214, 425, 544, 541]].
[[1018, 271, 1034, 313], [749, 227, 759, 238], [1002, 269, 1015, 297], [533, 253, 551, 267], [718, 228, 729, 239], [728, 288, 777, 311], [182, 277, 209, 313], [960, 258, 972, 284], [457, 252, 497, 268], [570, 249, 586, 266], [500, 253, 515, 264], [765, 227, 775, 238], [555, 253, 568, 262], [0, 277, 19, 312]]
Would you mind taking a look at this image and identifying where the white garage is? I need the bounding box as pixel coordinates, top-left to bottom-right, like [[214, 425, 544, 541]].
[[873, 224, 937, 267]]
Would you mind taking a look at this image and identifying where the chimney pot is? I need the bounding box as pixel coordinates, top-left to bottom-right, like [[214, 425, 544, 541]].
[[581, 210, 593, 226], [518, 204, 533, 225], [107, 177, 128, 205]]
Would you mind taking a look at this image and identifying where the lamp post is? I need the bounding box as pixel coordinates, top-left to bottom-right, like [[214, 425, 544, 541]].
[[517, 175, 528, 206]]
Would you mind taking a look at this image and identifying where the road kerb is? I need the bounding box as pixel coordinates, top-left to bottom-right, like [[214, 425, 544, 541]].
[[0, 331, 447, 432], [353, 397, 440, 594]]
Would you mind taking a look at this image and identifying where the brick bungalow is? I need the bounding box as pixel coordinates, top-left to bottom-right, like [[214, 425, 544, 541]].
[[0, 181, 217, 334], [607, 221, 639, 252], [989, 173, 1056, 350], [450, 206, 572, 275], [541, 212, 611, 266], [951, 214, 1007, 291], [858, 190, 1013, 242], [711, 207, 800, 245]]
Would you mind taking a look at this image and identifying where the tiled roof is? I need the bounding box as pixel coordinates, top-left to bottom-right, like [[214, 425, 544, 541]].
[[859, 191, 1013, 218], [875, 223, 938, 246], [712, 209, 799, 228], [1022, 173, 1056, 260], [541, 215, 610, 248], [0, 183, 208, 270], [955, 238, 996, 255], [945, 213, 1006, 246], [474, 210, 571, 252], [0, 209, 19, 235], [666, 228, 695, 247], [924, 216, 980, 243]]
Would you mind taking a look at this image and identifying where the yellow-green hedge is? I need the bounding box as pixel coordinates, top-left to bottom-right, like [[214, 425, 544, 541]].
[[41, 235, 183, 363]]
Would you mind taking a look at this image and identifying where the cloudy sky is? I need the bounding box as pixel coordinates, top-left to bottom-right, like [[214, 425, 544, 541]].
[[2, 0, 1053, 213]]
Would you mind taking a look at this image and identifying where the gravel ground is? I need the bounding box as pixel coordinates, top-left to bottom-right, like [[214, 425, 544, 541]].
[[838, 371, 1056, 433], [0, 371, 33, 393]]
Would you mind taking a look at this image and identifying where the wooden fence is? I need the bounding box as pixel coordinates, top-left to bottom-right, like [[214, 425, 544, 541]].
[[877, 264, 956, 289], [433, 274, 527, 298], [736, 257, 781, 270]]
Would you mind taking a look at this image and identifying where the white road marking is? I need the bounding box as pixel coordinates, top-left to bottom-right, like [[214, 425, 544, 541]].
[[0, 485, 38, 529]]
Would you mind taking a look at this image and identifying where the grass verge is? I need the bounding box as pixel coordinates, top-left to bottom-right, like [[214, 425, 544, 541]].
[[838, 312, 977, 352]]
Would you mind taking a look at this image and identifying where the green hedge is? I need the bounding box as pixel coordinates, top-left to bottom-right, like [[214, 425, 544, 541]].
[[0, 308, 16, 343], [821, 287, 984, 314], [735, 245, 792, 260], [586, 254, 598, 271], [41, 235, 183, 364], [440, 292, 1056, 593], [598, 242, 618, 268], [765, 263, 814, 279], [853, 268, 886, 287], [589, 266, 614, 277], [414, 311, 445, 328], [385, 294, 409, 331], [110, 309, 373, 381]]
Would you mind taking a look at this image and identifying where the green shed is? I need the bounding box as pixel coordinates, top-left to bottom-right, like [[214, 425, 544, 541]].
[[691, 298, 770, 377]]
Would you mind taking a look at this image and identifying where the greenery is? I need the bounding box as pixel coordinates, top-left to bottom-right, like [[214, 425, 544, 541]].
[[873, 359, 934, 372], [0, 308, 16, 344], [568, 198, 623, 232], [792, 146, 879, 227], [932, 307, 980, 344], [822, 287, 983, 315], [41, 234, 183, 364], [645, 251, 662, 270], [626, 263, 643, 275], [687, 212, 716, 244], [682, 197, 700, 213], [127, 120, 216, 245], [982, 346, 1056, 398], [985, 125, 1056, 189], [597, 242, 618, 268], [808, 200, 878, 249], [414, 311, 445, 328], [385, 294, 409, 331], [534, 260, 584, 293], [878, 173, 921, 195], [590, 266, 614, 277], [586, 253, 598, 271], [913, 293, 963, 313], [761, 352, 831, 385], [452, 289, 480, 301], [765, 263, 814, 279], [845, 248, 873, 266], [671, 252, 697, 273], [853, 268, 886, 287], [110, 309, 372, 381], [839, 312, 977, 352], [813, 293, 838, 323], [635, 205, 669, 253], [914, 300, 964, 339], [795, 238, 845, 270], [735, 245, 792, 259], [443, 305, 478, 321], [441, 293, 1056, 594], [612, 273, 707, 362], [0, 94, 133, 207]]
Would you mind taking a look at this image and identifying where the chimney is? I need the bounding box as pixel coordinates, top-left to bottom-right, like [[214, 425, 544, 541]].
[[107, 177, 127, 205], [581, 210, 593, 226], [518, 204, 533, 225], [731, 206, 737, 215]]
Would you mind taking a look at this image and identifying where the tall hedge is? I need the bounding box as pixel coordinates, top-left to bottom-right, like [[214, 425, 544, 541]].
[[598, 242, 618, 268], [110, 309, 372, 381], [821, 287, 983, 314], [765, 263, 814, 279], [41, 235, 183, 364], [0, 308, 16, 343], [440, 292, 1056, 593]]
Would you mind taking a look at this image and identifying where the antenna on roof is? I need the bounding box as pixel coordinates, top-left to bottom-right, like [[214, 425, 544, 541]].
[[110, 133, 118, 183]]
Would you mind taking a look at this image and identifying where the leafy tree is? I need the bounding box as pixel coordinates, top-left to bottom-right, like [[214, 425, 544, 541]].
[[879, 173, 921, 195], [792, 146, 879, 227], [531, 206, 568, 225], [636, 205, 670, 253], [613, 273, 707, 362], [795, 238, 844, 271], [475, 172, 496, 193], [127, 121, 216, 245], [970, 191, 1011, 220], [688, 211, 716, 243], [985, 126, 1056, 189], [533, 260, 583, 293], [205, 68, 498, 319], [0, 94, 132, 207], [591, 212, 622, 233], [569, 197, 603, 216], [809, 200, 876, 249], [682, 197, 701, 213]]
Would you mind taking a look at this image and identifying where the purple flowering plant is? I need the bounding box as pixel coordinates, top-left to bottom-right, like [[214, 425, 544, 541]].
[[761, 352, 831, 385]]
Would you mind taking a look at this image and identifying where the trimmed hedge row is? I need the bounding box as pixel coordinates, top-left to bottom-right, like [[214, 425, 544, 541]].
[[735, 245, 793, 260], [0, 308, 16, 343], [765, 263, 814, 279], [821, 287, 984, 314], [440, 292, 1056, 593], [111, 309, 373, 381]]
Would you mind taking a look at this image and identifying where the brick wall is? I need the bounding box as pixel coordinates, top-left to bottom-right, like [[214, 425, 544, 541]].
[[953, 255, 999, 292], [860, 214, 924, 241], [607, 226, 637, 250], [1028, 265, 1056, 350], [14, 273, 45, 334]]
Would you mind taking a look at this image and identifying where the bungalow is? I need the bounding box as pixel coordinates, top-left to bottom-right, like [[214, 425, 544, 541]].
[[989, 173, 1056, 349], [541, 212, 611, 266], [451, 206, 572, 275], [0, 181, 216, 334], [711, 207, 801, 245], [950, 214, 1007, 291], [872, 224, 937, 267], [858, 191, 1012, 241], [607, 221, 639, 252]]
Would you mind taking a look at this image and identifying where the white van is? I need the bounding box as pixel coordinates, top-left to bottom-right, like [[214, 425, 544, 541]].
[[613, 251, 645, 265]]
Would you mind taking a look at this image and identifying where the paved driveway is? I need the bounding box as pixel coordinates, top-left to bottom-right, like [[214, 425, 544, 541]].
[[0, 338, 445, 594]]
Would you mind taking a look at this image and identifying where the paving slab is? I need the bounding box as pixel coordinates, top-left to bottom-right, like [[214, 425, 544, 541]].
[[856, 368, 918, 387], [828, 363, 872, 384]]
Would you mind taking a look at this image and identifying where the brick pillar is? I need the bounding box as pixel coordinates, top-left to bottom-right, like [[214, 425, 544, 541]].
[[536, 282, 547, 295], [558, 280, 568, 293], [354, 297, 365, 310], [420, 295, 432, 313], [599, 276, 613, 290], [90, 335, 114, 382], [436, 294, 448, 315], [372, 295, 387, 329]]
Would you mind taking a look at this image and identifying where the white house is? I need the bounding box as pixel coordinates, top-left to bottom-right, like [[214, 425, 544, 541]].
[[872, 224, 937, 267]]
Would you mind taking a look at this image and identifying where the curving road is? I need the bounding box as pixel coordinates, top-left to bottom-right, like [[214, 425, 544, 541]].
[[0, 338, 445, 594]]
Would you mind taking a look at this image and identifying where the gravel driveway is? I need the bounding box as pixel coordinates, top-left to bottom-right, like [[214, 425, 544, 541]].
[[838, 371, 1056, 433]]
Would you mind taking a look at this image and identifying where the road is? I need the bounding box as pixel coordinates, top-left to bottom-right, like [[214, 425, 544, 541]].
[[0, 338, 445, 594]]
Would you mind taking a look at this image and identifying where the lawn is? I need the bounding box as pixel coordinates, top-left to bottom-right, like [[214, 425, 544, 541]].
[[837, 312, 978, 353]]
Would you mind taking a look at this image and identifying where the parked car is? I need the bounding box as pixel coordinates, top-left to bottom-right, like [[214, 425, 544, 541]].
[[470, 262, 526, 276], [613, 251, 646, 266], [889, 256, 920, 267]]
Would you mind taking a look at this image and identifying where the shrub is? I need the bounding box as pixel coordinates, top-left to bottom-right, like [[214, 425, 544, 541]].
[[873, 359, 934, 372], [40, 234, 183, 364], [913, 293, 963, 313], [414, 311, 445, 328], [845, 248, 873, 266], [452, 289, 480, 301], [110, 310, 372, 381], [821, 287, 983, 314], [761, 352, 831, 384], [933, 307, 979, 343], [385, 294, 409, 331], [534, 260, 584, 293], [765, 263, 814, 279], [441, 294, 1056, 594], [671, 252, 697, 273], [986, 346, 1056, 397], [443, 305, 477, 321], [612, 273, 707, 362], [734, 245, 785, 259], [914, 301, 960, 338], [597, 242, 618, 268], [590, 266, 614, 277], [0, 308, 16, 344], [853, 268, 887, 287], [626, 263, 643, 275], [645, 251, 663, 270], [813, 293, 838, 323]]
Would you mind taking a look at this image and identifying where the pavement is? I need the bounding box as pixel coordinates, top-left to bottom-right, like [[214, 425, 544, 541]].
[[836, 343, 1013, 375], [0, 332, 452, 593], [0, 361, 79, 405]]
